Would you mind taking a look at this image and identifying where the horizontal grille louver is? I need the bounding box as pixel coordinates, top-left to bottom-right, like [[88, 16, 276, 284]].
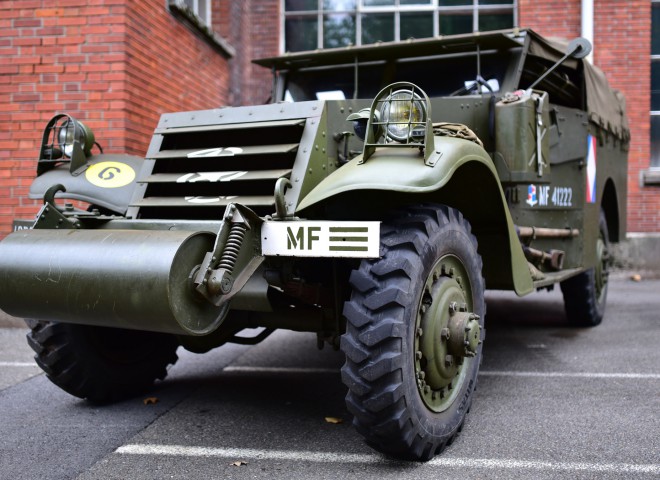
[[133, 119, 305, 220]]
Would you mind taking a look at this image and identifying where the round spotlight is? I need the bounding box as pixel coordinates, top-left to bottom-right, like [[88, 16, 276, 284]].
[[379, 90, 426, 143], [58, 118, 95, 158]]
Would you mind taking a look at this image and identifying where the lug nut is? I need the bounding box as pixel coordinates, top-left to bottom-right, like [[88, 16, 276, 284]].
[[440, 328, 450, 340]]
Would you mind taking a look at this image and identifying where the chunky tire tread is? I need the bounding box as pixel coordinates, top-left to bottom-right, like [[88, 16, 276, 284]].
[[341, 204, 485, 461], [26, 321, 179, 403], [560, 212, 609, 327]]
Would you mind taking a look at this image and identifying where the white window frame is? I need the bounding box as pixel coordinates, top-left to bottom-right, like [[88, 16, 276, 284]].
[[651, 0, 660, 171], [280, 0, 518, 53], [172, 0, 212, 28]]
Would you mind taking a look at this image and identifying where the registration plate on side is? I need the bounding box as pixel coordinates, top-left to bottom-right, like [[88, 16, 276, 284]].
[[261, 221, 380, 258]]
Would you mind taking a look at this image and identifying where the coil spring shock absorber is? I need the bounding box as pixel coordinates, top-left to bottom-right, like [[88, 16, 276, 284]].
[[207, 222, 248, 296], [218, 223, 247, 271]]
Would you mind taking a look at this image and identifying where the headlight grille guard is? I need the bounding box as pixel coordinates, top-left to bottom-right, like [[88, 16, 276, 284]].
[[37, 114, 92, 177], [360, 82, 436, 166]]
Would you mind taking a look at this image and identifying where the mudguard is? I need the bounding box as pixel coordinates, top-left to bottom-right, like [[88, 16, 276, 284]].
[[297, 136, 534, 295], [29, 153, 144, 214]]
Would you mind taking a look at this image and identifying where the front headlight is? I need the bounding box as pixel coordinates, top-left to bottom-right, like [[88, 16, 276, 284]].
[[58, 118, 95, 158], [379, 90, 426, 143]]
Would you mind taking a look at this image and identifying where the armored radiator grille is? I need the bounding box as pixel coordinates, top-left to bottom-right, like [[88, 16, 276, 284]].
[[132, 119, 305, 220]]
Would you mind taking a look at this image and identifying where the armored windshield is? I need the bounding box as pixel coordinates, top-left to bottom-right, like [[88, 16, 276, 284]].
[[283, 51, 515, 102]]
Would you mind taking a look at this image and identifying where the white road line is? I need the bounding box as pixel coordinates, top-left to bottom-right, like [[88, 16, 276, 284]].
[[118, 445, 378, 464], [0, 361, 37, 368], [116, 444, 660, 474], [222, 365, 660, 380]]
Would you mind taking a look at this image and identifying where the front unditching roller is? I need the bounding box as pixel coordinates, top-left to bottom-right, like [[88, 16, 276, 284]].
[[0, 204, 263, 336]]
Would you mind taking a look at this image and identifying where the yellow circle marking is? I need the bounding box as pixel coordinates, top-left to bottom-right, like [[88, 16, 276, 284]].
[[85, 161, 136, 188]]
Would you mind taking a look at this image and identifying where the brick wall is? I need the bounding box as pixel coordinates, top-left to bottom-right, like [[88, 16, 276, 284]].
[[519, 0, 581, 39], [123, 0, 231, 155], [520, 0, 658, 234], [593, 1, 657, 234], [218, 0, 279, 106], [0, 0, 130, 235], [244, 0, 280, 105], [0, 0, 233, 236], [1, 1, 656, 236]]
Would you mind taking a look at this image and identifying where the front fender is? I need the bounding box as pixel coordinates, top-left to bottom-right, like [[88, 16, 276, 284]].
[[29, 153, 143, 215], [298, 136, 487, 207], [297, 136, 533, 295]]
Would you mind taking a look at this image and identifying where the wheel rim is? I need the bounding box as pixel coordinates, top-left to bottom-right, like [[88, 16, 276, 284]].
[[594, 232, 609, 304], [414, 254, 480, 413]]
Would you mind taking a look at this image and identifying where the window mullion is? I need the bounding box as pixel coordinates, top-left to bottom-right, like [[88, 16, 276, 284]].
[[318, 0, 323, 49], [358, 0, 364, 46], [395, 10, 400, 42]]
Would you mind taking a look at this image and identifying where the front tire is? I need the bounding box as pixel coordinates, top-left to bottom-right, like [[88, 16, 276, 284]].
[[26, 320, 179, 403], [560, 211, 610, 327], [341, 204, 485, 461]]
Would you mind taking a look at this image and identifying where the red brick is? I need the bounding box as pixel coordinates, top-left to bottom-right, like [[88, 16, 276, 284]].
[[13, 19, 42, 28], [35, 8, 66, 17]]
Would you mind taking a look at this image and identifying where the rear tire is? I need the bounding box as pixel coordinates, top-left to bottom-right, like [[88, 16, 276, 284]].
[[26, 320, 179, 403], [341, 204, 485, 461], [560, 211, 609, 327]]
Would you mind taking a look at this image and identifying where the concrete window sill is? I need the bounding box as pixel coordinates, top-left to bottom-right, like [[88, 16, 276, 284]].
[[167, 0, 235, 58], [642, 168, 660, 186]]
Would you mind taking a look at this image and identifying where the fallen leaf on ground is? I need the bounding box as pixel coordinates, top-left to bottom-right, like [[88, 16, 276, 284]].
[[230, 461, 247, 467], [143, 397, 158, 405], [324, 416, 343, 424]]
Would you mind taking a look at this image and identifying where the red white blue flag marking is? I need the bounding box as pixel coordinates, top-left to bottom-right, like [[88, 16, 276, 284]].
[[586, 135, 597, 203]]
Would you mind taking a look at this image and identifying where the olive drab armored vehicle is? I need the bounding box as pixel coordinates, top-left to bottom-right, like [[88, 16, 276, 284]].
[[0, 29, 628, 461]]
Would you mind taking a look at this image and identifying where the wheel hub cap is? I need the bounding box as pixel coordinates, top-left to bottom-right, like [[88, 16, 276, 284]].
[[414, 256, 480, 412]]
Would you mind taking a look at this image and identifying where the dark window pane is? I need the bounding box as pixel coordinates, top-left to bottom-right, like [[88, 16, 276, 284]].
[[401, 12, 433, 40], [285, 15, 318, 52], [362, 13, 394, 44], [285, 0, 318, 11], [652, 61, 660, 110], [363, 0, 394, 5], [653, 4, 660, 55], [438, 0, 471, 6], [479, 0, 513, 4], [651, 116, 660, 167], [323, 0, 356, 10], [479, 12, 513, 31], [440, 13, 472, 35], [323, 13, 356, 48]]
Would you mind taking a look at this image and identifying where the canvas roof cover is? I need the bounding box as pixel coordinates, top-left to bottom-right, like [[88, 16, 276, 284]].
[[525, 30, 629, 141]]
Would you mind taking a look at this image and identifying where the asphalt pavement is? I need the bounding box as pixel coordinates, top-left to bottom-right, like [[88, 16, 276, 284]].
[[0, 272, 658, 479]]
